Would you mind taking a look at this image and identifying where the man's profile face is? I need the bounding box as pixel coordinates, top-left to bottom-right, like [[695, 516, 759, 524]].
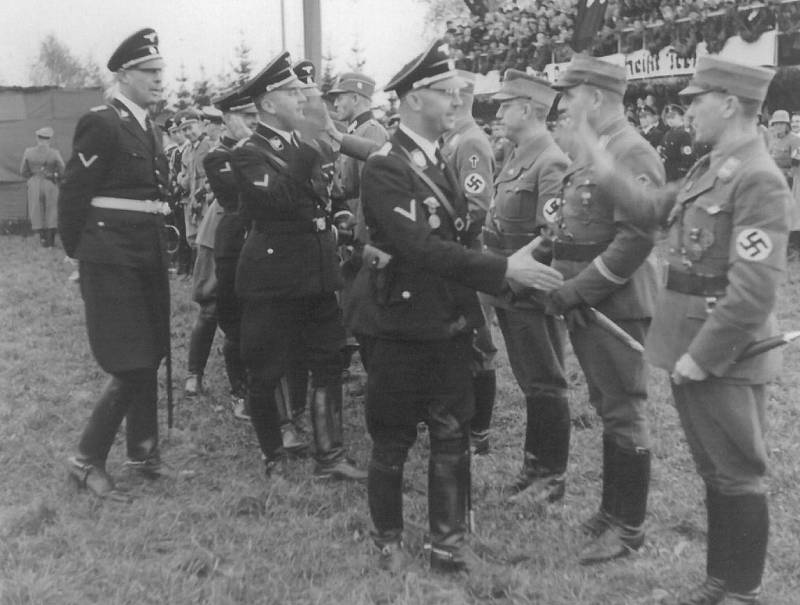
[[118, 61, 163, 108]]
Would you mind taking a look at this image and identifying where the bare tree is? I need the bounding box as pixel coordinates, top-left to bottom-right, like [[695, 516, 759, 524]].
[[30, 34, 105, 87]]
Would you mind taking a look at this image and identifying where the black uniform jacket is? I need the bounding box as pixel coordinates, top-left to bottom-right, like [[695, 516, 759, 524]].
[[58, 97, 170, 373], [205, 136, 246, 261], [58, 98, 169, 266], [231, 122, 342, 300], [347, 128, 507, 341]]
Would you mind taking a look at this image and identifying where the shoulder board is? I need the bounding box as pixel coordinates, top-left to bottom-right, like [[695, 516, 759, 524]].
[[233, 138, 249, 149], [717, 157, 741, 182], [90, 104, 110, 112], [370, 142, 392, 158]]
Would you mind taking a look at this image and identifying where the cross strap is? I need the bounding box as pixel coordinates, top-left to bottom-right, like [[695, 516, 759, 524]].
[[390, 146, 466, 232]]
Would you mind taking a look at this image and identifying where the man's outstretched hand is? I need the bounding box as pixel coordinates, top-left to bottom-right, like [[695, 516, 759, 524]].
[[505, 236, 564, 291]]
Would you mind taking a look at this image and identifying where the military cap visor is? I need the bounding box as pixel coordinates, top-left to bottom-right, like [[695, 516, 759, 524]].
[[678, 55, 774, 103], [107, 28, 163, 72], [238, 51, 303, 101], [551, 55, 627, 97], [492, 69, 556, 108], [384, 39, 465, 96], [328, 72, 377, 98]]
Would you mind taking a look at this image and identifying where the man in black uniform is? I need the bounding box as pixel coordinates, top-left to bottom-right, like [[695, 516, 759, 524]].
[[347, 39, 565, 573], [231, 52, 365, 480], [203, 89, 257, 421], [661, 104, 696, 183], [639, 104, 664, 150], [59, 28, 171, 500]]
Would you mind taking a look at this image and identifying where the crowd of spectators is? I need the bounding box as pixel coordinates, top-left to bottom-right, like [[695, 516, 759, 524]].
[[445, 0, 800, 75]]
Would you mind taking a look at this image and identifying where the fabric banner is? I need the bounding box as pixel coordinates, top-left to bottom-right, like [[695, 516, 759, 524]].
[[544, 30, 778, 83]]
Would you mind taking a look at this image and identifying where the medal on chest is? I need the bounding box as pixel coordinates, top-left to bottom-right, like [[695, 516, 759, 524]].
[[423, 196, 441, 229]]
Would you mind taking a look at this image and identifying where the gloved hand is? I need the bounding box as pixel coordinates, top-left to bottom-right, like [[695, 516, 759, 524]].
[[545, 289, 593, 331]]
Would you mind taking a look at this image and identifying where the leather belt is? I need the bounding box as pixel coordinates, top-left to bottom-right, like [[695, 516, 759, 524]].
[[481, 227, 537, 254], [91, 196, 171, 215], [553, 240, 611, 262], [252, 218, 329, 234], [666, 267, 728, 297]]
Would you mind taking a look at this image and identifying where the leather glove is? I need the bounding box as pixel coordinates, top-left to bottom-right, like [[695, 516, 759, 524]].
[[546, 290, 592, 331]]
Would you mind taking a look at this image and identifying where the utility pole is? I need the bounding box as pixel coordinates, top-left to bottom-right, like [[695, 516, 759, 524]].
[[303, 0, 322, 73]]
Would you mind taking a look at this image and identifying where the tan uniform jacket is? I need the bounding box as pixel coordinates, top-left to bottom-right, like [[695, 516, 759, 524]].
[[547, 117, 665, 320]]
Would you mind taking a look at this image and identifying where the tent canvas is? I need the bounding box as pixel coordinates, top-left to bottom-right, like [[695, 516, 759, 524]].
[[0, 87, 103, 222]]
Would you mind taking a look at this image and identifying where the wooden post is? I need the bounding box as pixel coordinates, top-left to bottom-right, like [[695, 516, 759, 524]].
[[303, 0, 322, 72]]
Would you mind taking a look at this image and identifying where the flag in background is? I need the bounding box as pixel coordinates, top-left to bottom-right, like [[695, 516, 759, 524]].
[[572, 0, 609, 52]]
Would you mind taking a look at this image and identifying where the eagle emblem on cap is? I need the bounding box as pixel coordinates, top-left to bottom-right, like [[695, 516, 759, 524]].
[[143, 32, 157, 43]]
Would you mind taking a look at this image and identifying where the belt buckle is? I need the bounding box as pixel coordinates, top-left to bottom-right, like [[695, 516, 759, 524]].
[[313, 217, 326, 232]]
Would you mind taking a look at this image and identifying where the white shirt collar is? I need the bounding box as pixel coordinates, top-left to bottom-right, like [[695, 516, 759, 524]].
[[399, 124, 438, 165], [114, 92, 149, 131], [260, 121, 295, 145]]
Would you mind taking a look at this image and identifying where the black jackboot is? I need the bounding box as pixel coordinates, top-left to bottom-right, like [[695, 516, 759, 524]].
[[720, 492, 768, 599], [508, 394, 569, 502], [469, 369, 496, 455], [311, 385, 365, 480], [582, 434, 618, 537], [247, 373, 284, 474], [580, 442, 649, 564], [428, 439, 475, 573], [274, 376, 306, 455], [368, 453, 408, 572]]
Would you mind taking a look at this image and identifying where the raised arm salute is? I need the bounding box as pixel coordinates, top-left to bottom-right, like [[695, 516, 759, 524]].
[[586, 55, 788, 605]]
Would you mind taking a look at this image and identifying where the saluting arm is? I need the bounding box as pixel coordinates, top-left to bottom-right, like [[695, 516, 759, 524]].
[[554, 150, 663, 308]]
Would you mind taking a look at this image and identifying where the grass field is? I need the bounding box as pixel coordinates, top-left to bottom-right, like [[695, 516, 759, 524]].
[[1, 234, 798, 605]]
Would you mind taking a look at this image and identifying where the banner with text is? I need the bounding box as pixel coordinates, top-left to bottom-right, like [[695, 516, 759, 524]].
[[543, 31, 777, 83]]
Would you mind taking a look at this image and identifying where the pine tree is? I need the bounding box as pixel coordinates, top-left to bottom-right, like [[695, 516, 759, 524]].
[[347, 38, 366, 73], [192, 65, 213, 107], [232, 32, 253, 86], [175, 63, 192, 110], [320, 49, 337, 95]]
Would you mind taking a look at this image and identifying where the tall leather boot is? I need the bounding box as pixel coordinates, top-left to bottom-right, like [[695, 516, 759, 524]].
[[368, 452, 408, 572], [68, 375, 130, 499], [582, 434, 618, 537], [428, 437, 478, 573], [274, 376, 306, 455], [720, 492, 768, 601], [678, 485, 728, 605], [508, 394, 568, 502], [311, 384, 365, 480], [288, 362, 309, 421], [580, 442, 649, 565], [186, 311, 217, 394], [469, 369, 495, 455], [247, 372, 284, 475], [124, 368, 163, 476]]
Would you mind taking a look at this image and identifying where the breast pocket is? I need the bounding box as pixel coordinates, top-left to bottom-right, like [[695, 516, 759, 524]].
[[683, 195, 732, 265]]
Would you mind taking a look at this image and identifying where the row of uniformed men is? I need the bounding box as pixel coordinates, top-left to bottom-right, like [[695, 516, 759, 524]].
[[58, 26, 787, 601]]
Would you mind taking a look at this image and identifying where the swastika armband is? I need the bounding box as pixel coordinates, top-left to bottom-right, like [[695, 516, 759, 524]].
[[735, 228, 773, 261], [463, 172, 486, 194], [542, 197, 562, 224]]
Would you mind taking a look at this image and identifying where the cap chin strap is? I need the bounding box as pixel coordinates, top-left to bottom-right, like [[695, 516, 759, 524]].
[[265, 73, 299, 93], [412, 69, 460, 90]]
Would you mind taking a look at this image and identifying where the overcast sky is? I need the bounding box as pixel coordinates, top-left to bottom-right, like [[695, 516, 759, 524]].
[[0, 0, 432, 92]]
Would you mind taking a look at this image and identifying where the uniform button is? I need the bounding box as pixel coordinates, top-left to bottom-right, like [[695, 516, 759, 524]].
[[267, 248, 274, 254], [401, 290, 411, 300]]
